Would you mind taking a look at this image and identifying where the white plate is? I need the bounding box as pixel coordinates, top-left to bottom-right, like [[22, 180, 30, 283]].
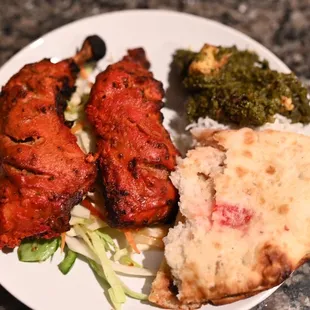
[[0, 9, 289, 310]]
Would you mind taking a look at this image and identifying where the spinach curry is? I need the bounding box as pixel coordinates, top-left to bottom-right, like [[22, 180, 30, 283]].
[[173, 44, 310, 126]]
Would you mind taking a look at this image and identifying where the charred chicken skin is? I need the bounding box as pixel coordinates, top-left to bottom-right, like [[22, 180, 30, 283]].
[[86, 48, 179, 228], [0, 36, 106, 249]]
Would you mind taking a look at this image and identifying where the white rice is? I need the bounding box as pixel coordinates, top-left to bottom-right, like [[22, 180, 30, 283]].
[[187, 113, 310, 137]]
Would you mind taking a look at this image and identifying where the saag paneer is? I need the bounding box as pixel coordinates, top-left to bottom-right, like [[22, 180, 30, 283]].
[[173, 44, 310, 126]]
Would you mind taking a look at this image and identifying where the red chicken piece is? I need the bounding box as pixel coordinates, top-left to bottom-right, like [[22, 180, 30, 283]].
[[86, 48, 179, 228], [0, 36, 106, 249]]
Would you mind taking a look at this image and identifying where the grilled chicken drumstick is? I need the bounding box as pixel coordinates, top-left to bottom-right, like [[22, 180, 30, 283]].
[[0, 36, 106, 249], [86, 48, 179, 228]]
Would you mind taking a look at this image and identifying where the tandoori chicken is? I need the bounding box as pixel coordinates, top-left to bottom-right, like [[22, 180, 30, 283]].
[[86, 48, 179, 228], [0, 36, 106, 249]]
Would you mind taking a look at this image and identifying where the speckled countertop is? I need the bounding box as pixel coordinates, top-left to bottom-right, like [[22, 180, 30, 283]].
[[0, 1, 310, 310]]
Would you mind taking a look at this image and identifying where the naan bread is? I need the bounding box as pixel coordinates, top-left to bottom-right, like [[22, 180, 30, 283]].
[[149, 128, 310, 308]]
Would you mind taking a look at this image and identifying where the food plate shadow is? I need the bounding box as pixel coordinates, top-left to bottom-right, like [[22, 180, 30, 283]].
[[164, 56, 192, 156], [89, 264, 113, 305], [73, 253, 111, 304], [101, 227, 128, 249], [138, 249, 163, 295], [140, 299, 161, 308]]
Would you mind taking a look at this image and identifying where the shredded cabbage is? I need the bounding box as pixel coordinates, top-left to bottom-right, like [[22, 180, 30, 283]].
[[88, 231, 126, 307], [70, 204, 90, 219], [89, 260, 148, 301], [69, 216, 86, 226], [72, 225, 156, 276], [132, 234, 164, 249], [119, 255, 142, 268], [70, 225, 153, 309], [66, 227, 77, 237], [113, 248, 129, 262], [65, 235, 99, 263], [96, 230, 118, 252], [113, 248, 141, 268], [86, 217, 107, 231]]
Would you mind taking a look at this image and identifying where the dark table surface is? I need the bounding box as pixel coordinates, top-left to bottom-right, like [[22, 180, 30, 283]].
[[1, 1, 310, 310]]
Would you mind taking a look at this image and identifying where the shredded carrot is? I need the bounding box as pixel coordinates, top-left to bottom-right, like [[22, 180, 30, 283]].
[[61, 233, 66, 253], [124, 231, 140, 254], [80, 67, 89, 80], [71, 121, 83, 134], [81, 198, 106, 221]]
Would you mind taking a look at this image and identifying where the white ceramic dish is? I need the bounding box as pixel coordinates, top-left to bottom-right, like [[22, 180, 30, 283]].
[[0, 9, 288, 310]]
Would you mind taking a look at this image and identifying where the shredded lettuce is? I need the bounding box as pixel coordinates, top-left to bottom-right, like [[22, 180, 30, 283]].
[[73, 225, 155, 276], [69, 216, 86, 226], [66, 227, 77, 237], [88, 260, 148, 301], [113, 248, 142, 268], [86, 217, 107, 231], [119, 255, 142, 268], [84, 63, 95, 75], [88, 231, 126, 303], [96, 230, 118, 252], [113, 248, 129, 262], [74, 225, 126, 309], [70, 224, 154, 309], [65, 104, 83, 114], [65, 235, 99, 263], [70, 204, 91, 219]]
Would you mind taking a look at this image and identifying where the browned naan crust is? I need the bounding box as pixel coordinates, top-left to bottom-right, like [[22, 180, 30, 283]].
[[176, 243, 291, 305], [148, 253, 280, 309], [149, 213, 197, 309], [210, 292, 261, 306], [149, 260, 201, 309]]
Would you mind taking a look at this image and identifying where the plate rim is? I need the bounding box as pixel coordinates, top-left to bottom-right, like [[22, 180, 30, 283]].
[[0, 9, 287, 310], [0, 9, 290, 74]]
